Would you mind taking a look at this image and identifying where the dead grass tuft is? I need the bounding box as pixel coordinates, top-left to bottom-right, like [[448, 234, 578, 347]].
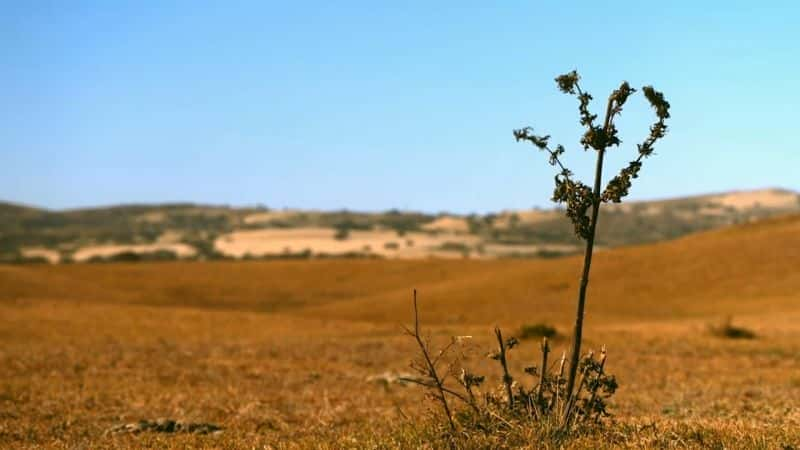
[[519, 323, 559, 340], [709, 317, 757, 340]]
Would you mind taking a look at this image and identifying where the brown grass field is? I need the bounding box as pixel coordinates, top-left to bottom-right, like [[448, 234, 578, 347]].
[[1, 215, 800, 448]]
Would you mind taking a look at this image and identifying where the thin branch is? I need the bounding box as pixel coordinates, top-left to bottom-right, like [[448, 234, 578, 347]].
[[431, 339, 457, 368], [550, 351, 567, 413], [564, 351, 594, 428], [398, 377, 481, 414], [536, 337, 550, 407], [494, 327, 515, 409], [587, 346, 608, 423], [407, 289, 456, 431], [542, 145, 570, 174]]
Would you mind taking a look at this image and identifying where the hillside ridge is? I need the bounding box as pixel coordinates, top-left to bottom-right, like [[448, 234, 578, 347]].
[[2, 188, 798, 263], [3, 214, 798, 327]]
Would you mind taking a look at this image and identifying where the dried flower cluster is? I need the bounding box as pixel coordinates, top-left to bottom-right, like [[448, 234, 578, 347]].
[[514, 70, 670, 236]]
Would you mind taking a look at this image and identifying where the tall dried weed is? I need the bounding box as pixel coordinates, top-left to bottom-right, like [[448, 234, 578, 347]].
[[404, 70, 670, 443]]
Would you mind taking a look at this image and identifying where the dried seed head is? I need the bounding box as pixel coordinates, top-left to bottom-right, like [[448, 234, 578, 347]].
[[452, 335, 473, 345], [555, 70, 580, 94], [459, 368, 485, 388], [506, 337, 519, 350]]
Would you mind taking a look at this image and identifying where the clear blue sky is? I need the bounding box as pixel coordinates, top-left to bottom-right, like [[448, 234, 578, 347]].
[[2, 1, 799, 213]]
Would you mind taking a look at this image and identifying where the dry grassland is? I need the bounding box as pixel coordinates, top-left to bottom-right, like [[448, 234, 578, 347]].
[[1, 216, 799, 448]]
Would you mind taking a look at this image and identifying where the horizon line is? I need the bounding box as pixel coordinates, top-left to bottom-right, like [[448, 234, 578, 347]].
[[2, 186, 797, 216]]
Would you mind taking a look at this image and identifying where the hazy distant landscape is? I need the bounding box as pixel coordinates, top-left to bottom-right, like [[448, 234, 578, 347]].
[[3, 188, 798, 264]]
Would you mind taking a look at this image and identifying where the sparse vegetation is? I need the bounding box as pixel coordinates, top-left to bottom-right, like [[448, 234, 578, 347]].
[[437, 241, 472, 256], [709, 317, 757, 340], [519, 323, 558, 340], [0, 252, 51, 264], [86, 250, 179, 263], [333, 226, 350, 240]]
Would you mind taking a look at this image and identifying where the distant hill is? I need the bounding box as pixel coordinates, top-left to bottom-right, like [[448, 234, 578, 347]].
[[2, 212, 798, 326], [1, 188, 798, 263], [306, 212, 800, 324]]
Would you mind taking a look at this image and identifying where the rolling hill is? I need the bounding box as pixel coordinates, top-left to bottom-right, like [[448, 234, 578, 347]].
[[2, 212, 798, 327], [1, 188, 798, 264]]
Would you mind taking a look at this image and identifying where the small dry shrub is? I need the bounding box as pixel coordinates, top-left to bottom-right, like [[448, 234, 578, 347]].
[[709, 317, 756, 340], [519, 323, 558, 340]]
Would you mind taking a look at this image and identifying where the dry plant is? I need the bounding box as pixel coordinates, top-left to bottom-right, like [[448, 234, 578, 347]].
[[403, 290, 617, 441], [404, 70, 670, 439], [514, 70, 670, 404], [709, 316, 757, 340]]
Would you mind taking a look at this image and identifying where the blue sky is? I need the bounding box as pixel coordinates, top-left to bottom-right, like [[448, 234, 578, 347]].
[[2, 1, 799, 213]]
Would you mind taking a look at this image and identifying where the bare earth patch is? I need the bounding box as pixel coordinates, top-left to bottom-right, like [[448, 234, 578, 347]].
[[73, 243, 197, 261], [493, 209, 562, 228], [214, 227, 481, 258], [709, 188, 799, 210], [242, 209, 301, 225], [421, 216, 470, 233], [20, 247, 60, 263]]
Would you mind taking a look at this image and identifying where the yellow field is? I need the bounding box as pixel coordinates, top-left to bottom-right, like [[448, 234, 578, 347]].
[[1, 215, 800, 448]]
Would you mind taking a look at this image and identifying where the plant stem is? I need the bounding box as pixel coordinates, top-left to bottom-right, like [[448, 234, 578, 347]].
[[536, 337, 549, 407], [588, 346, 608, 423], [564, 350, 594, 427], [563, 95, 615, 413], [550, 351, 566, 412], [410, 289, 456, 431], [494, 327, 515, 409]]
